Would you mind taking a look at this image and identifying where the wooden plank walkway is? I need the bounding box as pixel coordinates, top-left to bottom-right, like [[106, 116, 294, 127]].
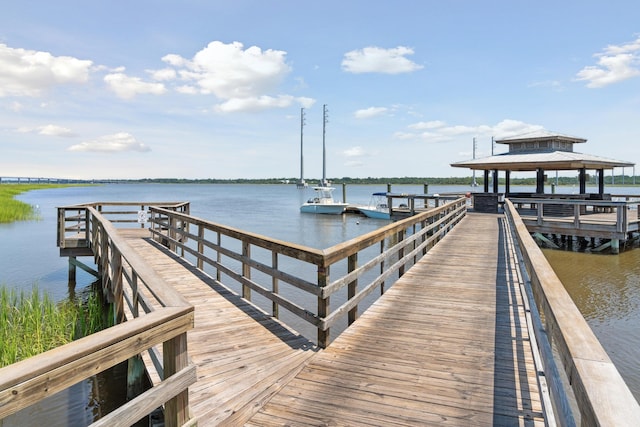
[[121, 211, 545, 426], [247, 212, 545, 426]]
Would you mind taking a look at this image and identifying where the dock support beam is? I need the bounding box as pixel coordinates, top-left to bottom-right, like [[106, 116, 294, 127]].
[[68, 256, 77, 284], [127, 354, 146, 400]]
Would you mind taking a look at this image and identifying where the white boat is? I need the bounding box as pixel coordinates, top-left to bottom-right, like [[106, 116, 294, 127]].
[[300, 104, 348, 215], [300, 186, 348, 214], [358, 192, 391, 219]]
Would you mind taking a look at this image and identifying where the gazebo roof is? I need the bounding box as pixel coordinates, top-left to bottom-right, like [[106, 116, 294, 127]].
[[451, 150, 634, 172], [451, 130, 634, 171], [495, 129, 587, 145]]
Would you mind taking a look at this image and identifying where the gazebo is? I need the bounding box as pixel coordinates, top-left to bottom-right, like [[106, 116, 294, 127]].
[[450, 130, 634, 196]]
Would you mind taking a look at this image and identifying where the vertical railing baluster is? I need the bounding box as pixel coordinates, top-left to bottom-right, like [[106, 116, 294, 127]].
[[348, 253, 358, 325], [317, 264, 330, 348], [272, 252, 279, 318], [380, 240, 386, 294], [197, 225, 204, 270], [242, 241, 251, 301]]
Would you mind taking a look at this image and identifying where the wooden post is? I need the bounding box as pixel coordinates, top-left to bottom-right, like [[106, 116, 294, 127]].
[[111, 246, 125, 324], [216, 232, 222, 281], [317, 265, 330, 348], [398, 230, 406, 277], [132, 271, 139, 317], [272, 252, 279, 318], [197, 225, 204, 270], [163, 333, 190, 427], [379, 240, 386, 294], [347, 254, 358, 325], [611, 239, 620, 254], [68, 255, 77, 285], [126, 354, 145, 401], [242, 242, 251, 301]]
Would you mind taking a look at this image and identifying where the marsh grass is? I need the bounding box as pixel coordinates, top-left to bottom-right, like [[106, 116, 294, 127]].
[[0, 184, 86, 223], [0, 284, 112, 367]]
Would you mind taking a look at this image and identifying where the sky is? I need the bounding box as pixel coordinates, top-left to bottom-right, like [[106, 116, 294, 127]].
[[1, 1, 639, 181]]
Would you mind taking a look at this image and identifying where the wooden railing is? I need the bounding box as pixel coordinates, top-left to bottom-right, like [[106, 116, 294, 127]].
[[509, 197, 640, 238], [149, 197, 468, 348], [1, 202, 196, 427], [504, 199, 640, 427]]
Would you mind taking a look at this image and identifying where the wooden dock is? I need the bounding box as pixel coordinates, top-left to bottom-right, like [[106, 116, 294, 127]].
[[121, 212, 544, 426]]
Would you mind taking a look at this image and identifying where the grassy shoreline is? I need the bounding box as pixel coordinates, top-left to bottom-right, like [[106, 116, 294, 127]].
[[0, 184, 85, 223], [0, 284, 111, 366]]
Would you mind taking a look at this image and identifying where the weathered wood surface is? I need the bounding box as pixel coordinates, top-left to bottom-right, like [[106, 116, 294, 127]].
[[119, 229, 318, 426], [246, 213, 545, 426], [506, 200, 640, 426]]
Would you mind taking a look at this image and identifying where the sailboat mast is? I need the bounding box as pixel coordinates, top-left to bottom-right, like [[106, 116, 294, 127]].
[[322, 104, 328, 186], [472, 137, 477, 186], [299, 107, 305, 187]]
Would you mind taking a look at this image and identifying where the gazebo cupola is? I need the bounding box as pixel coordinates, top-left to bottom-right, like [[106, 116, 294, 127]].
[[500, 131, 587, 154]]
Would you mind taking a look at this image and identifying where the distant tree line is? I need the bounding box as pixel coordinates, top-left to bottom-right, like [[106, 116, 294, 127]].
[[131, 175, 639, 186], [3, 175, 638, 186]]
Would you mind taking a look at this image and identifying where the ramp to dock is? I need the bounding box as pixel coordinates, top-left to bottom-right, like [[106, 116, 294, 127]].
[[246, 212, 545, 426]]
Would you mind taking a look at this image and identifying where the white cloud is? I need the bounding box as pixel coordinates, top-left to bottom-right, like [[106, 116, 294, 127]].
[[354, 107, 389, 119], [153, 41, 314, 112], [214, 95, 314, 113], [67, 132, 151, 153], [575, 36, 640, 88], [343, 146, 366, 157], [164, 41, 291, 98], [342, 46, 423, 74], [0, 43, 93, 97], [342, 146, 379, 168], [104, 72, 167, 99], [39, 124, 76, 137], [408, 120, 446, 130], [15, 124, 76, 137], [396, 119, 544, 143], [149, 67, 177, 81]]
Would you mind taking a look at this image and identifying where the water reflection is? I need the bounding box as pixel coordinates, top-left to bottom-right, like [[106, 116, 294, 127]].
[[543, 249, 640, 401]]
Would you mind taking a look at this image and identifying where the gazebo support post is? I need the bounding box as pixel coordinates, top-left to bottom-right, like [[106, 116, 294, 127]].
[[579, 168, 587, 194], [492, 170, 498, 193], [505, 170, 511, 195], [536, 168, 545, 194], [598, 169, 605, 195], [483, 170, 490, 193]]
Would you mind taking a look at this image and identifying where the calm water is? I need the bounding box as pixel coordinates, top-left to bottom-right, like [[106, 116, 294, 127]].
[[1, 183, 639, 423]]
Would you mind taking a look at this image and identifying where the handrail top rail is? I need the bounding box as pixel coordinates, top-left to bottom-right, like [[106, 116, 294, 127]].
[[58, 201, 189, 209]]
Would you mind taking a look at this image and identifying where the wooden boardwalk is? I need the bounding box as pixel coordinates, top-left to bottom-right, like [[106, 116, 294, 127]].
[[122, 212, 545, 426]]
